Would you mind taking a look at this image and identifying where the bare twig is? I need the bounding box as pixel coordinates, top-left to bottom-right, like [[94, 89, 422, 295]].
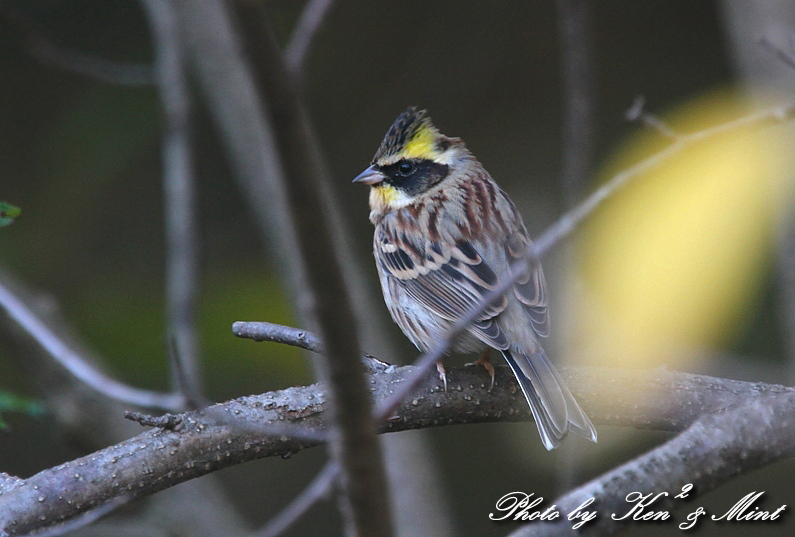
[[625, 96, 679, 139], [0, 275, 184, 412], [509, 391, 795, 537], [283, 0, 336, 82], [548, 101, 795, 252], [1, 358, 793, 535], [233, 320, 322, 352], [232, 5, 393, 535], [251, 461, 338, 537], [141, 0, 204, 410]]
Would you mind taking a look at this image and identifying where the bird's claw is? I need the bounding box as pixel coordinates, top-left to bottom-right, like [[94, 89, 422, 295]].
[[436, 362, 448, 392], [466, 350, 495, 391]]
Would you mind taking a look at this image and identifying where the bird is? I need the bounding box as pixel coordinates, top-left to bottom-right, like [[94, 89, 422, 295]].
[[352, 106, 597, 450]]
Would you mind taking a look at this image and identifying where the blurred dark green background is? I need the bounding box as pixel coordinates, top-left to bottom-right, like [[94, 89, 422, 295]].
[[0, 1, 792, 536]]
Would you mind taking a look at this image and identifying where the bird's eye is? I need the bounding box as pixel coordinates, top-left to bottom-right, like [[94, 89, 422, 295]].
[[398, 161, 415, 176]]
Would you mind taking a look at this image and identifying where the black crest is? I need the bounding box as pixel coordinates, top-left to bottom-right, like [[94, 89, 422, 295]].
[[372, 106, 432, 163]]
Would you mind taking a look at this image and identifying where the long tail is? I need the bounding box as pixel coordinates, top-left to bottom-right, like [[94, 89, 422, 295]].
[[501, 348, 597, 450]]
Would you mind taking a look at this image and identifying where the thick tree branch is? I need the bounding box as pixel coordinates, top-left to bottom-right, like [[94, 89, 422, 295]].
[[0, 353, 792, 535]]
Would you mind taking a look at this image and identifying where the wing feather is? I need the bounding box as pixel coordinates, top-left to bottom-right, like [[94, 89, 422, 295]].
[[506, 232, 549, 338], [376, 225, 509, 349]]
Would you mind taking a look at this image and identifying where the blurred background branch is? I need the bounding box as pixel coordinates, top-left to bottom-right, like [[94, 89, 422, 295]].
[[556, 0, 594, 207], [555, 0, 595, 494], [141, 0, 204, 409], [0, 272, 183, 412], [283, 0, 336, 84]]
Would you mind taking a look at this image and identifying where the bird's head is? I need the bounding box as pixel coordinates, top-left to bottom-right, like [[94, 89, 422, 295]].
[[353, 107, 467, 216]]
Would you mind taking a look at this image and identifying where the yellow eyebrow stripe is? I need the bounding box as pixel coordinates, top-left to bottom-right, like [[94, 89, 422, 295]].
[[401, 124, 439, 160]]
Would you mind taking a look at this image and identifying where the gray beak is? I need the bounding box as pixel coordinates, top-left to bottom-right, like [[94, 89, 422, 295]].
[[352, 165, 385, 186]]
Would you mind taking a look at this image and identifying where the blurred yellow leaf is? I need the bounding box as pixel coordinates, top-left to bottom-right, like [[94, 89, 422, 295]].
[[570, 91, 795, 371]]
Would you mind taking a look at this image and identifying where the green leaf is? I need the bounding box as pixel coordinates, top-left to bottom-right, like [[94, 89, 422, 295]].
[[0, 202, 21, 227], [0, 391, 45, 428]]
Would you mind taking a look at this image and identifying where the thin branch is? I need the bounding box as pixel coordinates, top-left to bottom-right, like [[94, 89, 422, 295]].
[[1, 6, 154, 86], [233, 321, 322, 352], [1, 357, 793, 535], [141, 0, 204, 410], [759, 37, 795, 70], [0, 274, 184, 412], [283, 0, 336, 82], [509, 391, 795, 537], [250, 461, 338, 537], [556, 0, 595, 205], [625, 96, 679, 139]]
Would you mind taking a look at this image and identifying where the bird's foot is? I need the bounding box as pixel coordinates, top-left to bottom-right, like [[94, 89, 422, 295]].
[[466, 350, 495, 391]]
